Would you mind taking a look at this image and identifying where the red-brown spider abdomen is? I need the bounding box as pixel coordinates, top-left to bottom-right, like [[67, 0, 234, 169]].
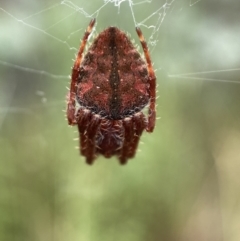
[[76, 27, 150, 119]]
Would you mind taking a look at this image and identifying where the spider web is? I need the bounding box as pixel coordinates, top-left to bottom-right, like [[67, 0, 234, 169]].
[[0, 0, 176, 128], [1, 0, 240, 240], [0, 0, 240, 127]]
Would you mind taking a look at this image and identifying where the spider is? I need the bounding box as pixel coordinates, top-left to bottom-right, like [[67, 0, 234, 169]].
[[67, 18, 156, 165]]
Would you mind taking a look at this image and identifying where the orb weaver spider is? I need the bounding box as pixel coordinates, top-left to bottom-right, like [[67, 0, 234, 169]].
[[67, 19, 156, 164]]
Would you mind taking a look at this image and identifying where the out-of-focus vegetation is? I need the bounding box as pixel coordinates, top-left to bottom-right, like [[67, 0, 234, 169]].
[[1, 0, 240, 240]]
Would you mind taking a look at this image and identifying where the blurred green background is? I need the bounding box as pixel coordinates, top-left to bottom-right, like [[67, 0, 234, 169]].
[[1, 0, 240, 240]]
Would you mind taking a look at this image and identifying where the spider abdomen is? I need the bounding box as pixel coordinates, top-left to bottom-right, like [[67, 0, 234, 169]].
[[77, 26, 150, 119]]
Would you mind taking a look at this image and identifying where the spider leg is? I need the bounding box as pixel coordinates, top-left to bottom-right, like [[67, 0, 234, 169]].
[[119, 118, 134, 164], [77, 108, 101, 164], [128, 112, 146, 158], [77, 108, 92, 156], [119, 112, 146, 164], [67, 18, 96, 125], [136, 27, 156, 132], [85, 114, 101, 165]]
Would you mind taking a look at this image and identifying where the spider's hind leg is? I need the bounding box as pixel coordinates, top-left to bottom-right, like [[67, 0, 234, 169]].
[[136, 27, 156, 132], [67, 18, 96, 126]]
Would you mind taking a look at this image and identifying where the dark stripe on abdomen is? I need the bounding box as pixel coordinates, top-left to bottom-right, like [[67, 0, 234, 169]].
[[108, 27, 121, 119]]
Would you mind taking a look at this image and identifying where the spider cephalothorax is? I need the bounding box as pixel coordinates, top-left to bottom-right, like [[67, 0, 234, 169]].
[[67, 19, 156, 164]]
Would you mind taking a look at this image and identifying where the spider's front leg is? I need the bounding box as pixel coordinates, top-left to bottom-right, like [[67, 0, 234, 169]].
[[67, 92, 77, 125], [76, 108, 102, 165], [77, 108, 91, 156], [119, 112, 146, 164], [129, 112, 146, 157], [119, 117, 134, 164], [84, 114, 101, 164]]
